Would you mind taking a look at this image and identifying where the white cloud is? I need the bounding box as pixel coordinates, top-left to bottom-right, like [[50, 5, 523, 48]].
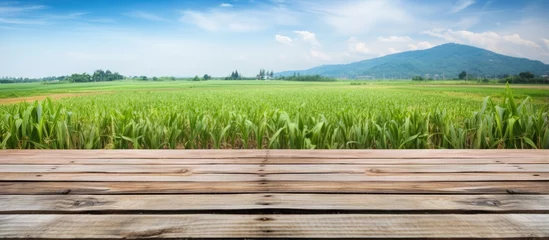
[[543, 38, 549, 50], [503, 34, 540, 48], [388, 48, 401, 54], [46, 12, 88, 20], [408, 41, 434, 50], [0, 17, 46, 25], [179, 6, 298, 32], [422, 28, 546, 61], [220, 3, 233, 7], [422, 29, 501, 50], [377, 36, 413, 42], [294, 30, 321, 47], [275, 34, 292, 45], [450, 0, 476, 13], [0, 3, 48, 25], [0, 4, 44, 15], [311, 50, 331, 61], [354, 42, 369, 54], [453, 16, 479, 29], [180, 11, 222, 31], [347, 37, 369, 54], [310, 1, 412, 35], [125, 11, 167, 22], [424, 29, 541, 50]]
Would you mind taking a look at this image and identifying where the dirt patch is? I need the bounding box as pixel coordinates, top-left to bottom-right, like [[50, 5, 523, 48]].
[[0, 92, 112, 105]]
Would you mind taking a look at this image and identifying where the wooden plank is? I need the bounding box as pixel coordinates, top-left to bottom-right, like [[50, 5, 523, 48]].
[[267, 173, 549, 182], [0, 149, 267, 159], [2, 157, 548, 165], [1, 181, 547, 194], [267, 149, 549, 159], [1, 149, 547, 159], [1, 194, 548, 213], [0, 172, 547, 182], [1, 164, 548, 173], [0, 164, 260, 173], [1, 214, 548, 238]]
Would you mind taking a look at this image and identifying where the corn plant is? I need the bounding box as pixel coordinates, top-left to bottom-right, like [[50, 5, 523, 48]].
[[0, 85, 546, 149]]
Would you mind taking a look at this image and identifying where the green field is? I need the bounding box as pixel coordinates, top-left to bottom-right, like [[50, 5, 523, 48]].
[[1, 80, 548, 149]]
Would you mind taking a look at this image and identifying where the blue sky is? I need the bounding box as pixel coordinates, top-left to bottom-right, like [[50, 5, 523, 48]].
[[1, 0, 549, 77]]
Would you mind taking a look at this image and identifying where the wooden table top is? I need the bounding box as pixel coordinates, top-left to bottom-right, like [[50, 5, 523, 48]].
[[1, 150, 548, 239]]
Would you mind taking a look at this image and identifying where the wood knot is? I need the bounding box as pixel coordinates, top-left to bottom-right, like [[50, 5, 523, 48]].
[[256, 217, 273, 221], [75, 200, 91, 207], [471, 199, 501, 207], [59, 189, 71, 195], [123, 228, 175, 238], [506, 189, 521, 194], [367, 168, 381, 173], [257, 202, 271, 205]]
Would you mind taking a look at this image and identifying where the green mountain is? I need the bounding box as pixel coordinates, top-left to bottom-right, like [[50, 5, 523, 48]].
[[278, 43, 549, 79]]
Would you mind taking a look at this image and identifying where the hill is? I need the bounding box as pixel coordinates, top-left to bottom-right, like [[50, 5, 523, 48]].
[[278, 43, 549, 79]]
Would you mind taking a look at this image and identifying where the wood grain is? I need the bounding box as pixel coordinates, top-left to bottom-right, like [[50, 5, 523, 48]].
[[1, 194, 548, 213], [2, 149, 547, 159], [1, 181, 547, 194], [1, 172, 547, 182], [1, 164, 549, 173], [2, 157, 549, 165], [1, 149, 547, 239], [1, 214, 548, 238]]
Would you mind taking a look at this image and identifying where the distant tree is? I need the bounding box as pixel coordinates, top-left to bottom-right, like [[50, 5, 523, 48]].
[[152, 77, 158, 81], [68, 73, 91, 83], [412, 76, 424, 81], [92, 69, 105, 82], [228, 70, 241, 80], [193, 75, 200, 81], [519, 72, 534, 80], [203, 74, 211, 80], [140, 76, 148, 81], [458, 71, 467, 80], [91, 69, 124, 82]]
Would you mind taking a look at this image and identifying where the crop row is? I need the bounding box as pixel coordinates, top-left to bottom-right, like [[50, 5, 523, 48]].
[[0, 86, 547, 149]]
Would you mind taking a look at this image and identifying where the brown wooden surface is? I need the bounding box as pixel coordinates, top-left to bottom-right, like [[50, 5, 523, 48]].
[[1, 214, 548, 238], [0, 150, 548, 239]]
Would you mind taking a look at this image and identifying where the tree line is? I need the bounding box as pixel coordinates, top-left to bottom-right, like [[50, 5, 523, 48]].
[[1, 70, 125, 84], [499, 72, 549, 84], [278, 73, 336, 82], [0, 76, 67, 84], [411, 70, 549, 84], [68, 70, 124, 83]]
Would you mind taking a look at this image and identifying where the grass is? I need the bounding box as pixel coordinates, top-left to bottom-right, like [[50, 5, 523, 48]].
[[0, 80, 547, 149]]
